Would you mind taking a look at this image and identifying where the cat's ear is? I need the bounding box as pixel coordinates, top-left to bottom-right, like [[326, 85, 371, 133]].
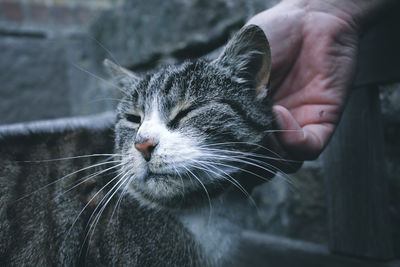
[[104, 59, 140, 89], [215, 24, 271, 99]]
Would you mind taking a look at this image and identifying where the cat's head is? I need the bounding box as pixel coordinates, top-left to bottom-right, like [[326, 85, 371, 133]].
[[107, 25, 273, 209]]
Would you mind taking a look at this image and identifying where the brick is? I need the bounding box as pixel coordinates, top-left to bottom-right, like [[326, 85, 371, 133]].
[[30, 3, 51, 23], [2, 1, 24, 22], [53, 5, 74, 25], [92, 0, 113, 9], [76, 7, 92, 25], [53, 0, 69, 6], [31, 0, 48, 3]]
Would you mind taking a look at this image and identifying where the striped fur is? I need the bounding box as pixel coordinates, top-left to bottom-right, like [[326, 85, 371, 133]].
[[0, 25, 273, 266], [0, 114, 200, 266]]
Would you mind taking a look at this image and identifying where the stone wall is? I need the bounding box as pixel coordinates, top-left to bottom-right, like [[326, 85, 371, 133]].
[[0, 0, 119, 29], [381, 84, 400, 256], [0, 0, 120, 124]]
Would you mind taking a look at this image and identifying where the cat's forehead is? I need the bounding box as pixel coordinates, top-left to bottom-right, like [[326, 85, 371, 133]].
[[118, 59, 242, 117], [136, 60, 229, 102]]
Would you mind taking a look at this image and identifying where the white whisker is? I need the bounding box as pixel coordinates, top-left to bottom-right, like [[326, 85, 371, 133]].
[[199, 144, 300, 163], [108, 170, 135, 225], [16, 160, 122, 202], [200, 148, 295, 181], [198, 151, 296, 188], [72, 63, 122, 92], [88, 35, 121, 67], [19, 153, 121, 163], [182, 165, 213, 225], [55, 163, 124, 199], [172, 164, 185, 197], [85, 173, 131, 257], [188, 160, 254, 203], [200, 147, 298, 163], [80, 171, 131, 258], [62, 170, 125, 248]]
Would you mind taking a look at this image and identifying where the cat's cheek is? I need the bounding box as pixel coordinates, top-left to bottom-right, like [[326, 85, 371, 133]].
[[124, 146, 148, 180], [115, 124, 137, 154]]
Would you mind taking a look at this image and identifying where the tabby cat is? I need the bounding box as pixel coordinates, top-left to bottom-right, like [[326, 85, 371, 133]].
[[0, 25, 275, 266]]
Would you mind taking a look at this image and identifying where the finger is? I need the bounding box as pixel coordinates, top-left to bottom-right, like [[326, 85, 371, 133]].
[[273, 105, 332, 160], [287, 103, 339, 127], [273, 105, 305, 146]]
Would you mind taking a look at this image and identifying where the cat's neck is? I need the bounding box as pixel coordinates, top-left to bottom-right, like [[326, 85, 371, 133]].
[[172, 187, 252, 266]]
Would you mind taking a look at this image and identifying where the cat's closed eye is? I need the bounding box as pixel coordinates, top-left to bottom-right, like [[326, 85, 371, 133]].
[[168, 106, 196, 129], [125, 113, 141, 124]]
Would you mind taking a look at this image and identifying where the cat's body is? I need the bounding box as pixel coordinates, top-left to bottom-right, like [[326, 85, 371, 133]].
[[0, 25, 274, 266], [0, 114, 201, 266]]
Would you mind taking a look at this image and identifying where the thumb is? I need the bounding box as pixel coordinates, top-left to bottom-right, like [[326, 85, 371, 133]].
[[273, 105, 305, 146], [272, 105, 324, 160]]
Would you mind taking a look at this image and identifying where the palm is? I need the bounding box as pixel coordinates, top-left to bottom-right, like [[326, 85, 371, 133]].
[[248, 4, 359, 160]]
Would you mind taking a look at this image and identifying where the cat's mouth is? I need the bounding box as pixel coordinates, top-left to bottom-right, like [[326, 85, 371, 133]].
[[125, 163, 234, 210]]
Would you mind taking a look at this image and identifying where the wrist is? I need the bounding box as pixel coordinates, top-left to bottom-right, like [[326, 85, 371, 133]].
[[280, 0, 397, 34]]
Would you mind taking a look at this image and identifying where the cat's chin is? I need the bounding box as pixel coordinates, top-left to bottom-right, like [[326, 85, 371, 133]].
[[126, 175, 229, 210]]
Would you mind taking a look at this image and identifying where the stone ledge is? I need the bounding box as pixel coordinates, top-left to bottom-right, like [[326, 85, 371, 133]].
[[234, 231, 400, 267], [0, 111, 115, 140]]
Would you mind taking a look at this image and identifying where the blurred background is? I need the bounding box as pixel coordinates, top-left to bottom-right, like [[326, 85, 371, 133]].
[[0, 0, 399, 262]]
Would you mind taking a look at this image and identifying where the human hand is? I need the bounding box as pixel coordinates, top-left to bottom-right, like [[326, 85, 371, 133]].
[[247, 0, 362, 162]]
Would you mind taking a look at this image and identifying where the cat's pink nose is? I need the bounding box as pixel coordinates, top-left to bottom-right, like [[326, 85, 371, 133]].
[[135, 140, 157, 161]]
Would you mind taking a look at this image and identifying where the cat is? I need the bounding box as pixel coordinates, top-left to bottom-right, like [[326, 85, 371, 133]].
[[0, 24, 274, 266]]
